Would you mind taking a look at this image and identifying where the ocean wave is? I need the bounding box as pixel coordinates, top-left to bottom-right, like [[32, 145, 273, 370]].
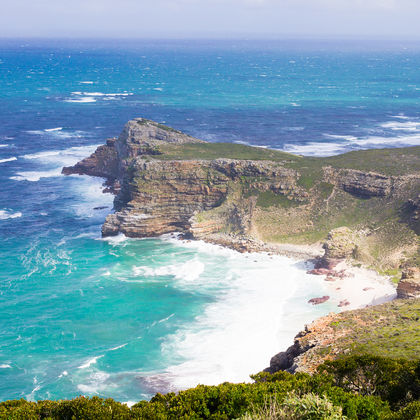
[[22, 145, 98, 164], [0, 144, 8, 148], [0, 209, 22, 220], [78, 355, 104, 369], [64, 97, 97, 103], [150, 251, 324, 390], [0, 364, 11, 369], [64, 91, 133, 104], [26, 128, 85, 139], [284, 131, 420, 157], [99, 233, 130, 245], [283, 141, 348, 156], [380, 121, 420, 131], [77, 371, 111, 394], [133, 259, 205, 283], [109, 343, 128, 351], [10, 169, 62, 182], [0, 157, 17, 163]]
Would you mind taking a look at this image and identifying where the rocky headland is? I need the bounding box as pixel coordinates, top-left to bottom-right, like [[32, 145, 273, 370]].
[[63, 117, 420, 372]]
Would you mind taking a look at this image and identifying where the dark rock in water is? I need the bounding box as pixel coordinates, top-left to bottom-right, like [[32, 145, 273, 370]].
[[308, 296, 330, 305], [338, 299, 350, 307], [363, 287, 373, 291], [93, 206, 108, 210]]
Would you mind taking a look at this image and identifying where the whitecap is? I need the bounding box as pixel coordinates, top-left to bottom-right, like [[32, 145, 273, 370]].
[[133, 259, 205, 283], [77, 371, 110, 394], [64, 97, 97, 103], [10, 168, 62, 182], [21, 145, 98, 169], [44, 127, 63, 132], [99, 233, 129, 245], [283, 142, 348, 156], [0, 144, 8, 148], [390, 115, 410, 120], [109, 343, 128, 351], [78, 355, 104, 369], [0, 364, 11, 368], [80, 81, 94, 84], [0, 209, 22, 220], [0, 157, 17, 163], [380, 121, 420, 132]]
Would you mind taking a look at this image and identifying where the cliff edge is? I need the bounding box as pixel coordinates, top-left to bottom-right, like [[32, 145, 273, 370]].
[[63, 118, 420, 274]]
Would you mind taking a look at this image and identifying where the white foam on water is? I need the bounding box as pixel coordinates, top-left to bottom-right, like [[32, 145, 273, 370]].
[[0, 144, 8, 148], [109, 343, 128, 351], [391, 115, 410, 120], [80, 81, 94, 84], [0, 157, 17, 163], [12, 145, 100, 183], [380, 121, 420, 131], [77, 371, 111, 394], [0, 364, 11, 368], [133, 259, 205, 283], [99, 233, 129, 245], [10, 168, 62, 182], [64, 96, 97, 103], [284, 124, 420, 157], [44, 127, 63, 132], [153, 249, 319, 390], [26, 129, 85, 139], [283, 141, 348, 156], [0, 209, 22, 220], [141, 238, 396, 392], [78, 355, 104, 369]]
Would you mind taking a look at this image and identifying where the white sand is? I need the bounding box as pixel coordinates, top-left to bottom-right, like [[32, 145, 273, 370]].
[[323, 260, 397, 311]]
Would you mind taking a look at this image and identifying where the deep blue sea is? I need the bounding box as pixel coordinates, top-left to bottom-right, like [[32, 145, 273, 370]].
[[0, 39, 417, 403]]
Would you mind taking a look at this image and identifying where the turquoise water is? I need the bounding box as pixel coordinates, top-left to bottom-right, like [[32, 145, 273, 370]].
[[0, 39, 417, 402]]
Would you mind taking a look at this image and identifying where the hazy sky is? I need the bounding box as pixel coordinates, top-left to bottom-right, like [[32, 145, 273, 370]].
[[1, 0, 420, 39]]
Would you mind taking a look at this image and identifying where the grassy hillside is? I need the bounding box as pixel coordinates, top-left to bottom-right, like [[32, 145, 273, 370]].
[[294, 298, 420, 373]]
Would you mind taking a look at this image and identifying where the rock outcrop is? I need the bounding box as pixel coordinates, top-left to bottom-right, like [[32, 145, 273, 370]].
[[316, 227, 356, 269], [266, 298, 420, 374], [397, 267, 420, 299], [323, 167, 393, 198]]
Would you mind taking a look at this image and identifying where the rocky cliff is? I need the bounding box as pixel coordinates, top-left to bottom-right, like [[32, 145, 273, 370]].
[[265, 298, 420, 374], [63, 118, 420, 272]]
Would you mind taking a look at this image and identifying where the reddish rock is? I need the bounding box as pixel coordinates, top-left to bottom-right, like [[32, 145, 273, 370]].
[[308, 268, 330, 276], [363, 287, 373, 291], [308, 296, 330, 305], [338, 299, 350, 307]]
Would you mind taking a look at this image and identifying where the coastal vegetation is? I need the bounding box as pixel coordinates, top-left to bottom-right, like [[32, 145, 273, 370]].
[[1, 355, 419, 419]]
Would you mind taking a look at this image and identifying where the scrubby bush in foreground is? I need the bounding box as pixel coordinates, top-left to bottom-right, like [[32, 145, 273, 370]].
[[0, 355, 419, 419]]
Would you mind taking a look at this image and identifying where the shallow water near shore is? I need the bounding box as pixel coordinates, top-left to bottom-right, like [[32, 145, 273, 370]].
[[0, 39, 415, 402]]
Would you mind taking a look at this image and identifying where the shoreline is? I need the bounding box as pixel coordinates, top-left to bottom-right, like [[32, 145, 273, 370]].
[[182, 231, 397, 311], [160, 232, 398, 380]]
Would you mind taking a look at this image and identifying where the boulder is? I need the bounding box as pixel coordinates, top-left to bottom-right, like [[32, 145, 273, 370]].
[[397, 266, 420, 299]]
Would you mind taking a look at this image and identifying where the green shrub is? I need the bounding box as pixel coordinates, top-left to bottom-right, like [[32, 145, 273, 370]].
[[241, 392, 346, 420], [318, 355, 420, 409]]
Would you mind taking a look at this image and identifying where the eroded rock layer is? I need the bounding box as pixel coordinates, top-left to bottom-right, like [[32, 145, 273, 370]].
[[63, 118, 420, 270]]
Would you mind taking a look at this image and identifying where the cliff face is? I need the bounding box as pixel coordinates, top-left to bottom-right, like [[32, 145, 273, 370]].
[[63, 118, 420, 270]]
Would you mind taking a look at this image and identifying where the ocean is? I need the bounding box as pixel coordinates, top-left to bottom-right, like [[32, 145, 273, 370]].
[[0, 39, 417, 403]]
